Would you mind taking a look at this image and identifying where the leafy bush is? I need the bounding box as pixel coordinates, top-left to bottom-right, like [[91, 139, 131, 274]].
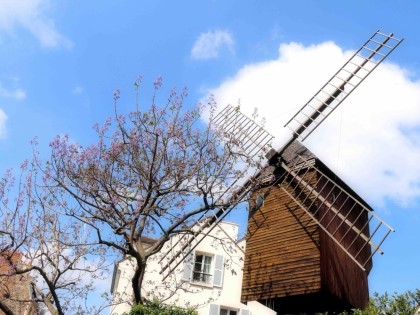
[[316, 289, 420, 315], [125, 300, 198, 315], [352, 289, 420, 315]]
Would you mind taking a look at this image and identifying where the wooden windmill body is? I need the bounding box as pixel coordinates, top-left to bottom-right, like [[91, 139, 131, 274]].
[[241, 141, 373, 313], [239, 31, 402, 313], [160, 30, 402, 314], [239, 30, 402, 313]]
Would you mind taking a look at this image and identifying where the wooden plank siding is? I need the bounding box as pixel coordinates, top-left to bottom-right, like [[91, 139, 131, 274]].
[[241, 169, 321, 302], [241, 160, 371, 313], [317, 167, 370, 309]]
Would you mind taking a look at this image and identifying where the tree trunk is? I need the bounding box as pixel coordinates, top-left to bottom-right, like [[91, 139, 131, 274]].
[[132, 257, 147, 304], [0, 300, 14, 315]]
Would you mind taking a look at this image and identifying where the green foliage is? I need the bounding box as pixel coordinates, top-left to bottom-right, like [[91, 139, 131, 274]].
[[352, 289, 420, 315], [125, 299, 198, 315], [316, 289, 420, 315]]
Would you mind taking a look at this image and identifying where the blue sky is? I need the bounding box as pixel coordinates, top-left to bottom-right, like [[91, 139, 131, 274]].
[[0, 0, 419, 300]]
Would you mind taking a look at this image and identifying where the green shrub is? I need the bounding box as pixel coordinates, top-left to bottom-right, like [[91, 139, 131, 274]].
[[315, 289, 420, 315], [352, 290, 420, 315], [125, 299, 198, 315]]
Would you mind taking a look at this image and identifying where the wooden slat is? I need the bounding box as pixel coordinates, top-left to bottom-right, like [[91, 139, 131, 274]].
[[242, 171, 322, 301]]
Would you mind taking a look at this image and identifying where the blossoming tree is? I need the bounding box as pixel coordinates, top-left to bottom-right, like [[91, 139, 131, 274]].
[[1, 76, 266, 311], [0, 159, 108, 315]]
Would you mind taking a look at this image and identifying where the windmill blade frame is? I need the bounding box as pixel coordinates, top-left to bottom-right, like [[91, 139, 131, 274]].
[[284, 30, 403, 141], [279, 154, 394, 271], [159, 30, 402, 282], [159, 107, 274, 280]]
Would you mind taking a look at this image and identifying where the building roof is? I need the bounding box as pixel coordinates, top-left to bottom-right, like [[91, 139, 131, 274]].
[[283, 140, 373, 211], [260, 140, 372, 211], [140, 236, 158, 246]]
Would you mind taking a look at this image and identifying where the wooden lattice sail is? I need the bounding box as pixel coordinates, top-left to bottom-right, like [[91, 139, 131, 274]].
[[279, 154, 393, 271], [242, 141, 379, 313], [159, 107, 274, 281], [241, 30, 402, 314], [285, 30, 402, 141], [159, 30, 402, 314]]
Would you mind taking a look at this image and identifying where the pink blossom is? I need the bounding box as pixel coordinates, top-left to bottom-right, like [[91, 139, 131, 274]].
[[170, 87, 177, 98], [113, 88, 121, 101], [100, 117, 112, 135], [111, 195, 120, 205], [182, 86, 188, 97], [30, 137, 38, 146], [134, 75, 143, 87], [81, 145, 99, 164], [20, 159, 28, 170], [153, 75, 163, 89]]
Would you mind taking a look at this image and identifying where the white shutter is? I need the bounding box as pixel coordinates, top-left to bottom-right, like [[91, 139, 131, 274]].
[[241, 310, 250, 315], [209, 304, 219, 315], [182, 248, 193, 281], [213, 254, 224, 287]]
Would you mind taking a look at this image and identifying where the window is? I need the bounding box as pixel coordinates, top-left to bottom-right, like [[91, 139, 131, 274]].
[[220, 308, 237, 315], [209, 304, 245, 315], [192, 254, 212, 284], [182, 252, 224, 287]]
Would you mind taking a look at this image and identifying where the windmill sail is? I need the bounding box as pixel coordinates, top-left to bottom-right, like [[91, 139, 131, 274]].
[[159, 107, 274, 280], [284, 31, 403, 141], [279, 154, 394, 271], [159, 30, 401, 280], [213, 104, 274, 157], [160, 183, 253, 281]]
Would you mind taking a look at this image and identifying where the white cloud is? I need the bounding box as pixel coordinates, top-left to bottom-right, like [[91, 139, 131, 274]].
[[0, 82, 26, 139], [206, 41, 420, 207], [71, 86, 83, 95], [0, 0, 72, 48], [0, 109, 7, 139], [191, 30, 234, 60], [0, 83, 26, 100]]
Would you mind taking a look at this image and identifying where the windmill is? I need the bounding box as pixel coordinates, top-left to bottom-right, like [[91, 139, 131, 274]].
[[160, 30, 402, 314]]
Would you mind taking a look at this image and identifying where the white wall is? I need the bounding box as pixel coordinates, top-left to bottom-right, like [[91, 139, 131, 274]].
[[110, 221, 276, 315], [110, 259, 135, 315]]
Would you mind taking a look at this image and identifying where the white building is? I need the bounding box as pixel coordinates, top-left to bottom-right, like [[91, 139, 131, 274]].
[[110, 221, 276, 315]]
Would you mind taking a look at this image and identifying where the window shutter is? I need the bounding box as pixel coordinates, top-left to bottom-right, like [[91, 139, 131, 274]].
[[182, 247, 193, 281], [213, 254, 224, 287], [241, 310, 250, 315], [111, 269, 121, 294], [209, 304, 219, 315]]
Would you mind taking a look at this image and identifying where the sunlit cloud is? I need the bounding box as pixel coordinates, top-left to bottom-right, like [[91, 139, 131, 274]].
[[206, 41, 420, 207], [71, 86, 83, 95], [0, 109, 7, 139], [191, 29, 234, 60], [0, 0, 72, 49], [0, 83, 26, 100], [0, 81, 26, 139]]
